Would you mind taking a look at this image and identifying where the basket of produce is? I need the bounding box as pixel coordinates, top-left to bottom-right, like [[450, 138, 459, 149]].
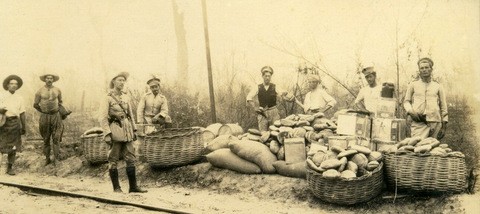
[[81, 127, 109, 164], [306, 144, 384, 205], [144, 127, 204, 167], [383, 137, 467, 193]]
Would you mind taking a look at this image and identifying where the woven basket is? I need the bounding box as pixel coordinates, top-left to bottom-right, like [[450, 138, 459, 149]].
[[81, 134, 109, 163], [306, 162, 384, 205], [144, 127, 204, 167], [384, 152, 467, 193]]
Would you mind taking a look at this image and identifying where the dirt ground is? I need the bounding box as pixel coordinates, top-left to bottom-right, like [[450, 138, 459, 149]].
[[0, 145, 478, 214]]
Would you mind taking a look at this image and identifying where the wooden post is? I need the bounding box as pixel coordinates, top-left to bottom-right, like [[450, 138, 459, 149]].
[[201, 0, 216, 123]]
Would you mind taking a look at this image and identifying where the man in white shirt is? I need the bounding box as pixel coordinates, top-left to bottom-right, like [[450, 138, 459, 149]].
[[404, 58, 448, 139], [354, 67, 382, 114], [246, 66, 288, 131], [301, 74, 336, 114], [0, 75, 26, 175]]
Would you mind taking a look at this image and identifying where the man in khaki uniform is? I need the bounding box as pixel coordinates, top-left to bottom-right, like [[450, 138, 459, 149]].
[[100, 72, 147, 193], [136, 77, 172, 128], [404, 58, 448, 139]]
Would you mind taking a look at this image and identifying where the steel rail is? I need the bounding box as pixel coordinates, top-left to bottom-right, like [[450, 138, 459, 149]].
[[0, 180, 193, 214]]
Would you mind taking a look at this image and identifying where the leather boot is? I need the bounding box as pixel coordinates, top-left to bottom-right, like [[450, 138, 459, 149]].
[[109, 168, 123, 193], [126, 166, 147, 193], [6, 163, 15, 175]]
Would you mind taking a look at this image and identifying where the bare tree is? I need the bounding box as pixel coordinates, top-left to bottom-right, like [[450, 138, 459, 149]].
[[171, 0, 189, 86]]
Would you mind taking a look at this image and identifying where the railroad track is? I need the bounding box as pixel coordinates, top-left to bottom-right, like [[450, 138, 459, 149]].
[[0, 180, 193, 214]]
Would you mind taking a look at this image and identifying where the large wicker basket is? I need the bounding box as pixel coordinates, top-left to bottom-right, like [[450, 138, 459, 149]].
[[81, 134, 109, 163], [384, 152, 467, 193], [144, 127, 204, 167], [306, 162, 384, 205]]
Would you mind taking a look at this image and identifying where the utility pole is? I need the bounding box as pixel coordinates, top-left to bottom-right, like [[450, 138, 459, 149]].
[[201, 0, 216, 123]]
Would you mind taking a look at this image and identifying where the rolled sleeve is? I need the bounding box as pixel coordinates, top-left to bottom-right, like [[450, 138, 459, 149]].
[[439, 85, 448, 122], [246, 86, 258, 102], [322, 90, 337, 108], [403, 83, 414, 114], [136, 96, 146, 123]]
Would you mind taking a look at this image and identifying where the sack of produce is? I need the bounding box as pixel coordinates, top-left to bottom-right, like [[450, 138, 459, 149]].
[[229, 140, 278, 174], [206, 135, 238, 152], [273, 161, 306, 179], [206, 148, 262, 174]]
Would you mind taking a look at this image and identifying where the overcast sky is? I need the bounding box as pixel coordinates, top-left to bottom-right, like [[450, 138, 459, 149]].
[[1, 0, 479, 108]]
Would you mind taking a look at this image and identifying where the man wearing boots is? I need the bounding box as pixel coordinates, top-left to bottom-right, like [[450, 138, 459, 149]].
[[136, 77, 172, 128], [33, 73, 64, 166], [100, 72, 147, 193], [0, 75, 26, 175]]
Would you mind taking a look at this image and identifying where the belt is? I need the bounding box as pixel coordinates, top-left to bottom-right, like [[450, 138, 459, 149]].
[[262, 106, 277, 111]]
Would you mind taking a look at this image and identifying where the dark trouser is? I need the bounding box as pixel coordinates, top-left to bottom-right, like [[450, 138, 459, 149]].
[[108, 140, 136, 169], [0, 117, 21, 164], [39, 112, 64, 160]]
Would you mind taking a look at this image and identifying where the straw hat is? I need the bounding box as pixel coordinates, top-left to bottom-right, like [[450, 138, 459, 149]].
[[39, 73, 60, 82], [109, 72, 130, 89], [3, 75, 23, 90]]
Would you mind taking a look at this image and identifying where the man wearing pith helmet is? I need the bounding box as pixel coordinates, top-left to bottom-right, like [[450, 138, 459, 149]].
[[247, 66, 288, 132], [404, 57, 448, 140], [33, 73, 64, 166], [354, 66, 382, 113], [99, 72, 147, 193], [137, 76, 172, 128], [0, 75, 26, 175]]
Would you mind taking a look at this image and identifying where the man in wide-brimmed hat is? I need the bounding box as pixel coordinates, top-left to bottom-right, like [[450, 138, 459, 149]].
[[404, 58, 448, 140], [354, 66, 382, 113], [301, 74, 336, 114], [0, 75, 26, 175], [136, 76, 172, 128], [99, 72, 147, 193], [33, 73, 64, 166], [247, 66, 289, 131]]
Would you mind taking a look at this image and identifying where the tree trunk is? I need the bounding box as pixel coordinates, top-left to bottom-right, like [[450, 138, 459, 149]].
[[171, 0, 189, 87]]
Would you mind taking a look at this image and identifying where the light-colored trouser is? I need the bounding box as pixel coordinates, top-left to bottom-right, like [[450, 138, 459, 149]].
[[410, 121, 442, 139], [108, 141, 136, 169], [257, 107, 280, 132]]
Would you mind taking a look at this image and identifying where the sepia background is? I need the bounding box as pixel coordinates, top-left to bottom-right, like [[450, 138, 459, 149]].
[[0, 0, 479, 213]]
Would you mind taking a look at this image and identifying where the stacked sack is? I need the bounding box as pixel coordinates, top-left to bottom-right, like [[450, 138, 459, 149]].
[[307, 144, 383, 179], [205, 133, 277, 174]]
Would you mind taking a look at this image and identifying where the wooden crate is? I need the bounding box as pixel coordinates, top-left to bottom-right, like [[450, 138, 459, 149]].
[[336, 113, 371, 139]]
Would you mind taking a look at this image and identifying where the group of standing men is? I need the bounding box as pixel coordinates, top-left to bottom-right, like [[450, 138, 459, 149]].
[[0, 74, 64, 175], [248, 57, 448, 140], [0, 72, 172, 194]]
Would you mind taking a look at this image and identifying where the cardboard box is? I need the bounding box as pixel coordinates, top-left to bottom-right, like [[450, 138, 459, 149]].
[[376, 98, 396, 119], [284, 138, 306, 164], [336, 113, 371, 138], [373, 139, 396, 152], [327, 135, 374, 151], [372, 118, 407, 142]]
